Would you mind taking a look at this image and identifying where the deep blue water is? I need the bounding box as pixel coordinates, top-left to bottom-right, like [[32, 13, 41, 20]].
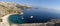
[[8, 8, 60, 24], [22, 8, 60, 23]]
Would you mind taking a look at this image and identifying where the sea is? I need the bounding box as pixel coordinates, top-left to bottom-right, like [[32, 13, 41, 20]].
[[22, 7, 60, 23], [9, 7, 60, 24]]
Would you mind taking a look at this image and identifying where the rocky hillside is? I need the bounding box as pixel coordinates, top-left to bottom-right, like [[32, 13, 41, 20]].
[[0, 2, 31, 22], [0, 2, 31, 16]]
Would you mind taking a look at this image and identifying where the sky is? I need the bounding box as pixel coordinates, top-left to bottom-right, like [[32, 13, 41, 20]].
[[0, 0, 60, 9]]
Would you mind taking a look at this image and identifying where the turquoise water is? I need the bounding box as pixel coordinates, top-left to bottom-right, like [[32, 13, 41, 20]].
[[8, 14, 25, 24]]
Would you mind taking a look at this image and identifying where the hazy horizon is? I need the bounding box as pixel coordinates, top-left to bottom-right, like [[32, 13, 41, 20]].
[[0, 0, 60, 9]]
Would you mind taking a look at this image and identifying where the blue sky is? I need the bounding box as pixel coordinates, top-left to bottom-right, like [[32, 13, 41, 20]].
[[0, 0, 60, 9]]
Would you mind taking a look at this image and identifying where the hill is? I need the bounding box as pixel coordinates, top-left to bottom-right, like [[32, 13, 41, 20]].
[[0, 2, 31, 22]]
